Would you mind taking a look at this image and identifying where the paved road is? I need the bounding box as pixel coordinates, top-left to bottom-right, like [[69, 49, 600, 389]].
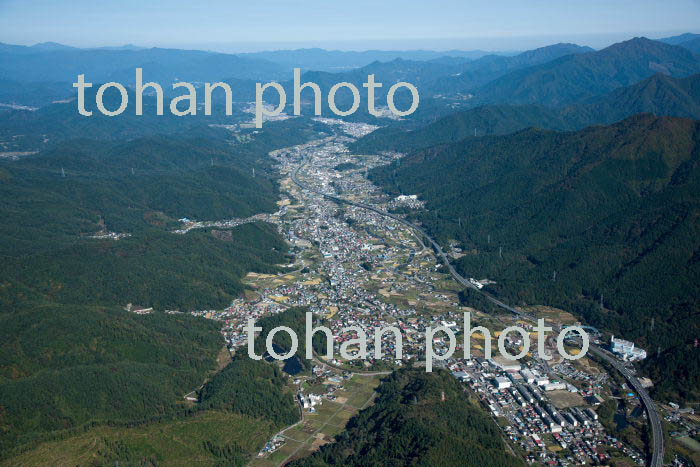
[[588, 346, 665, 466], [292, 156, 664, 466]]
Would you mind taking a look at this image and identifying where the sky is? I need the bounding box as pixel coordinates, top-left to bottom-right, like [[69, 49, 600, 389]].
[[1, 0, 699, 52]]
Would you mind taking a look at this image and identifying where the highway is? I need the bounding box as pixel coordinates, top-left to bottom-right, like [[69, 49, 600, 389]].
[[292, 155, 664, 467], [588, 346, 665, 467]]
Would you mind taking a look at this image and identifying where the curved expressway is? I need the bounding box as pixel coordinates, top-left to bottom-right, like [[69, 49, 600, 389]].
[[291, 157, 664, 467]]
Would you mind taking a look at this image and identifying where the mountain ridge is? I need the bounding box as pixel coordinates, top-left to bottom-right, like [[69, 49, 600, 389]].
[[369, 113, 700, 401], [472, 37, 700, 106], [351, 72, 700, 154]]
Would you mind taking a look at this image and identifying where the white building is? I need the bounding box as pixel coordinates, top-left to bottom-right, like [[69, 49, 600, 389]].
[[298, 392, 323, 409], [611, 336, 647, 361], [544, 381, 567, 391], [520, 368, 536, 383], [494, 376, 512, 389], [490, 358, 521, 373], [536, 377, 550, 387]]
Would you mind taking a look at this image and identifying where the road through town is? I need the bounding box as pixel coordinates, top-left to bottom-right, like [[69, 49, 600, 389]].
[[292, 148, 664, 467]]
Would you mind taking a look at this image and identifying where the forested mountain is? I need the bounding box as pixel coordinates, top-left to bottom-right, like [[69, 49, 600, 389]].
[[569, 72, 700, 124], [0, 78, 72, 107], [289, 43, 593, 104], [288, 37, 699, 122], [370, 114, 700, 401], [240, 47, 496, 72], [430, 43, 594, 96], [350, 104, 568, 154], [0, 306, 224, 457], [199, 355, 299, 427], [0, 118, 332, 311], [659, 32, 700, 53], [284, 38, 693, 113], [0, 114, 331, 460], [678, 37, 700, 54], [351, 73, 700, 154], [291, 369, 524, 466], [473, 38, 700, 106], [659, 33, 700, 46]]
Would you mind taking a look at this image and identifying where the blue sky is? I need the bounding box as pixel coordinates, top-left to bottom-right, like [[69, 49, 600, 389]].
[[1, 0, 699, 51]]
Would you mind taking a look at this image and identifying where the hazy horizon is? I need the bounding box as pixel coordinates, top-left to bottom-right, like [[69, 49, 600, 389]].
[[2, 0, 699, 53], [2, 29, 698, 55]]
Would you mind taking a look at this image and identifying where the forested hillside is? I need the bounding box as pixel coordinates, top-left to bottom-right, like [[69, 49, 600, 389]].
[[350, 104, 568, 154], [0, 93, 331, 151], [351, 73, 700, 155], [253, 307, 328, 373], [0, 306, 223, 457], [291, 369, 524, 466], [474, 38, 700, 106], [199, 355, 298, 427], [0, 119, 331, 310], [568, 72, 700, 124], [1, 137, 279, 252], [0, 311, 301, 465], [0, 138, 287, 310], [0, 118, 327, 460], [429, 43, 594, 96], [370, 114, 700, 401]]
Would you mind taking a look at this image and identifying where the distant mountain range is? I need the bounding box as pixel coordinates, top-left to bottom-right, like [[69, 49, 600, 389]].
[[2, 34, 699, 113], [292, 43, 594, 100], [659, 32, 700, 53], [4, 34, 700, 155], [471, 37, 700, 106], [293, 36, 700, 111], [659, 32, 700, 45], [676, 37, 700, 54], [0, 43, 288, 83], [429, 43, 595, 95], [0, 41, 513, 85], [239, 47, 505, 71], [351, 72, 700, 154]]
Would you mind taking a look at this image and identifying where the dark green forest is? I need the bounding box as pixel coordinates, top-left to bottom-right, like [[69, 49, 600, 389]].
[[0, 118, 329, 460], [1, 224, 288, 311], [0, 119, 330, 311], [371, 114, 700, 401], [0, 307, 223, 456], [0, 87, 332, 151], [351, 73, 700, 156], [254, 307, 328, 373], [0, 305, 305, 461], [290, 369, 524, 466], [199, 355, 298, 427]]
